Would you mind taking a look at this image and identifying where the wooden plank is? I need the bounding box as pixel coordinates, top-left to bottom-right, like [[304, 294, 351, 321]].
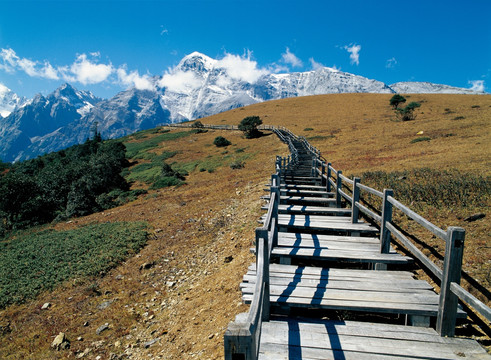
[[277, 217, 378, 233], [249, 263, 416, 280], [271, 247, 412, 264], [243, 293, 466, 317], [265, 204, 351, 215], [277, 231, 380, 245], [242, 275, 433, 291], [258, 320, 489, 360], [242, 284, 439, 305]]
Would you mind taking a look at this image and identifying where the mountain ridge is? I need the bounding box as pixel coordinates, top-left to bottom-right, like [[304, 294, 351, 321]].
[[0, 52, 487, 162]]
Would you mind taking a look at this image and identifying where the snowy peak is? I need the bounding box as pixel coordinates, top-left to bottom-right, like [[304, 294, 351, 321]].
[[0, 83, 26, 117], [390, 81, 485, 94], [177, 52, 217, 73]]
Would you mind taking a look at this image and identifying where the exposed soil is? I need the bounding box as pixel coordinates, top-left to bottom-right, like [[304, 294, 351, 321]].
[[0, 94, 489, 358]]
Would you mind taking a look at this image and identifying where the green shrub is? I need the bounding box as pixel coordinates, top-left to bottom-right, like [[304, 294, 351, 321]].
[[213, 136, 231, 147], [230, 160, 245, 169], [238, 116, 262, 139], [150, 176, 183, 189], [410, 136, 431, 143], [0, 222, 148, 308], [304, 127, 314, 131], [389, 94, 406, 109], [397, 102, 421, 121]]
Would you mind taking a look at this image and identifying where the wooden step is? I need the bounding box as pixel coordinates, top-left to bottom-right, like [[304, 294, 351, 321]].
[[270, 232, 413, 265], [262, 204, 351, 216], [258, 318, 489, 360], [276, 214, 378, 234], [242, 264, 467, 318]]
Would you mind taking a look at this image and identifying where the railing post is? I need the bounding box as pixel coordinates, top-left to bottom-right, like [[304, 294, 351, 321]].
[[336, 170, 343, 207], [351, 177, 360, 224], [321, 162, 326, 187], [257, 229, 270, 323], [311, 158, 316, 177], [376, 189, 393, 271], [271, 184, 280, 248], [326, 163, 332, 192], [437, 227, 465, 337], [379, 189, 394, 254]]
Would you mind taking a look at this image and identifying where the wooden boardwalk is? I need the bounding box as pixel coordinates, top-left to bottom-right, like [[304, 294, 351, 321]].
[[225, 128, 490, 359]]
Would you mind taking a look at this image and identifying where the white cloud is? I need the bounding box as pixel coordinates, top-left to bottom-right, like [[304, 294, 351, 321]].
[[386, 57, 397, 69], [344, 44, 361, 65], [0, 48, 19, 73], [158, 69, 203, 93], [69, 54, 113, 85], [216, 52, 268, 83], [309, 58, 324, 70], [117, 68, 155, 91], [269, 63, 290, 74], [160, 25, 169, 36], [281, 47, 303, 68], [0, 48, 60, 80], [469, 80, 485, 92]]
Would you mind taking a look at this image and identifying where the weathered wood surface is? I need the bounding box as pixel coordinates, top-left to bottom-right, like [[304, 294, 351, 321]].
[[258, 318, 489, 360], [262, 204, 352, 216], [242, 264, 466, 317], [226, 127, 490, 360], [275, 214, 378, 233], [263, 195, 337, 205], [271, 232, 412, 264]]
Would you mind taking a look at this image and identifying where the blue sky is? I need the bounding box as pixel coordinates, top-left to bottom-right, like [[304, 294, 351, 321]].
[[0, 0, 490, 99]]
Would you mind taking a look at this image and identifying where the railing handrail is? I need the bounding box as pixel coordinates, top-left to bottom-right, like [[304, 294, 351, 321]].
[[224, 123, 489, 360], [224, 166, 280, 360], [308, 151, 490, 334]]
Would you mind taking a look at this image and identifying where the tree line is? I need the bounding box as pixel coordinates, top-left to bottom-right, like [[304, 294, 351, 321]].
[[0, 135, 130, 233]]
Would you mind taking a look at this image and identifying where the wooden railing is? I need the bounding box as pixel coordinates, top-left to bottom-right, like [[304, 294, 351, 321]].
[[223, 163, 281, 360], [310, 154, 491, 336], [223, 125, 490, 359]]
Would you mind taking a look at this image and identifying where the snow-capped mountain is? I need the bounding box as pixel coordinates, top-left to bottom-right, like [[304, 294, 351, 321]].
[[390, 81, 486, 94], [158, 52, 393, 121], [0, 84, 102, 162], [0, 83, 26, 118], [1, 52, 487, 162]]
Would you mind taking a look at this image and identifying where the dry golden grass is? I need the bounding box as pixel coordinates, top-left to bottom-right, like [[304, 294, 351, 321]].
[[0, 93, 489, 359]]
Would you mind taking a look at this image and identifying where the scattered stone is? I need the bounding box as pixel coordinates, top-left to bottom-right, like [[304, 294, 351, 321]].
[[83, 321, 90, 327], [77, 336, 83, 341], [115, 275, 124, 280], [97, 299, 114, 310], [208, 333, 214, 339], [41, 302, 51, 310], [224, 255, 233, 263], [166, 281, 176, 288], [114, 340, 122, 348], [76, 348, 91, 358], [143, 338, 160, 348], [96, 323, 109, 335], [464, 213, 485, 222], [51, 332, 70, 350], [139, 262, 155, 271]]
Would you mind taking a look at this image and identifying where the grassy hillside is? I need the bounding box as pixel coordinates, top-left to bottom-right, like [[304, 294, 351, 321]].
[[0, 93, 489, 359]]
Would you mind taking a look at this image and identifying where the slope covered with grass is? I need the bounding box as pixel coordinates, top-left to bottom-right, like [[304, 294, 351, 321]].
[[0, 93, 489, 359]]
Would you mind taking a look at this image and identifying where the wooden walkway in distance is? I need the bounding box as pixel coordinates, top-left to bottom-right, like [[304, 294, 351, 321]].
[[235, 135, 488, 359]]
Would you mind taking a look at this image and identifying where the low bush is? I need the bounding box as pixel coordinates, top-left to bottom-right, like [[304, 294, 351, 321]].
[[410, 136, 431, 144], [0, 222, 148, 308], [213, 136, 231, 147]]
